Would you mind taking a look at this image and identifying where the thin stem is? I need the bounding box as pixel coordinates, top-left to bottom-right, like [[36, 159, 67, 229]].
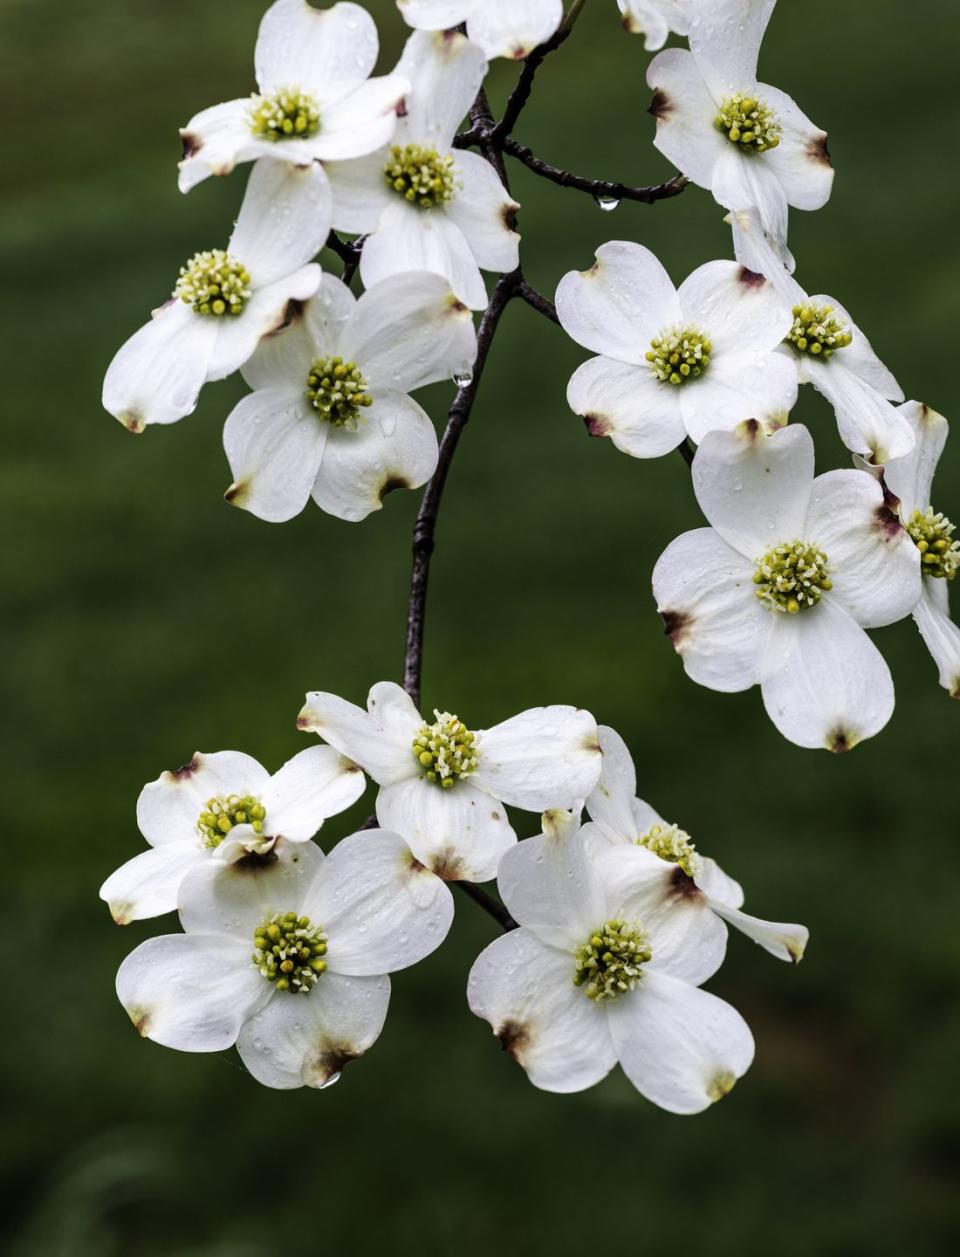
[[324, 230, 363, 285], [492, 0, 589, 143], [454, 881, 518, 932], [517, 279, 559, 324], [504, 138, 688, 205]]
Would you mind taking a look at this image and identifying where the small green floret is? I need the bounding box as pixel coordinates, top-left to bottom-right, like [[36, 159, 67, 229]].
[[574, 920, 652, 1002], [384, 144, 457, 209], [786, 305, 853, 360], [754, 540, 832, 614], [306, 356, 373, 429], [714, 93, 782, 152], [175, 250, 251, 317], [197, 794, 267, 849], [253, 911, 328, 993], [249, 87, 321, 140], [637, 822, 701, 878], [646, 327, 712, 385], [907, 508, 960, 580], [412, 711, 479, 788]]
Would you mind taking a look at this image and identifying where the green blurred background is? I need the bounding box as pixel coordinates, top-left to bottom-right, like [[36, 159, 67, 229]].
[[4, 0, 959, 1252]]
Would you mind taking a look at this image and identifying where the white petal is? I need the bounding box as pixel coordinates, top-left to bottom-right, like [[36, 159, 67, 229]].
[[694, 856, 744, 909], [804, 295, 903, 400], [394, 29, 487, 152], [311, 390, 439, 522], [341, 272, 476, 392], [711, 143, 789, 254], [178, 840, 324, 939], [680, 350, 797, 444], [646, 49, 726, 189], [325, 147, 395, 233], [255, 0, 378, 101], [586, 726, 639, 843], [593, 845, 729, 986], [555, 241, 680, 363], [883, 401, 948, 517], [692, 423, 814, 558], [102, 302, 216, 431], [467, 930, 617, 1093], [262, 745, 367, 843], [207, 265, 322, 382], [237, 971, 390, 1088], [376, 777, 517, 882], [397, 0, 469, 31], [137, 750, 271, 847], [472, 706, 602, 811], [303, 827, 454, 971], [801, 357, 913, 464], [759, 83, 834, 211], [688, 0, 775, 85], [620, 0, 689, 49], [100, 843, 207, 925], [309, 74, 408, 161], [707, 898, 808, 963], [223, 389, 327, 523], [178, 99, 265, 193], [608, 969, 754, 1114], [467, 0, 563, 59], [760, 600, 895, 751], [444, 150, 520, 272], [116, 933, 267, 1051], [806, 469, 921, 628], [652, 527, 768, 691], [367, 680, 424, 741], [298, 689, 415, 784], [914, 581, 960, 699], [496, 823, 609, 947], [566, 356, 685, 459], [728, 205, 801, 294], [678, 259, 792, 357], [240, 296, 321, 392], [360, 201, 488, 310], [229, 160, 332, 286]]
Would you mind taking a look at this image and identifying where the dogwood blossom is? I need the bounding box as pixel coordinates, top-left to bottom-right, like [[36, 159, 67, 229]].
[[397, 0, 563, 60], [586, 726, 808, 961], [224, 272, 474, 522], [648, 0, 832, 264], [103, 161, 327, 433], [468, 809, 754, 1112], [326, 30, 520, 309], [297, 681, 602, 881], [884, 402, 960, 698], [653, 422, 922, 750], [178, 0, 408, 193], [116, 830, 453, 1088], [555, 241, 796, 457], [618, 0, 689, 49], [99, 746, 365, 924]]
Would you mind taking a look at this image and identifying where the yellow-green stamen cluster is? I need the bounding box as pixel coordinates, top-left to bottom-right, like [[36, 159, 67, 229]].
[[647, 327, 712, 385], [786, 305, 853, 359], [754, 541, 832, 614], [638, 822, 702, 879], [384, 144, 457, 209], [412, 711, 479, 788], [714, 93, 782, 152], [574, 920, 652, 1002], [306, 356, 373, 429], [253, 911, 328, 993], [907, 508, 960, 580], [249, 87, 321, 141], [175, 250, 251, 317], [197, 794, 266, 849]]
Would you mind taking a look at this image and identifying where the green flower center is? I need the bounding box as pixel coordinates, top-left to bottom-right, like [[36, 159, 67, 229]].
[[574, 920, 652, 1003], [384, 144, 457, 209], [412, 711, 479, 788], [907, 508, 960, 580], [646, 327, 712, 386], [637, 822, 701, 879], [175, 250, 251, 317], [249, 87, 321, 140], [197, 794, 267, 849], [714, 93, 782, 152], [786, 305, 853, 359], [306, 356, 374, 429], [754, 540, 832, 614], [253, 911, 328, 993]]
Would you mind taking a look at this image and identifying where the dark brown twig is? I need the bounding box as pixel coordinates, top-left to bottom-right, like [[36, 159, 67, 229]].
[[454, 881, 518, 932], [504, 139, 688, 205]]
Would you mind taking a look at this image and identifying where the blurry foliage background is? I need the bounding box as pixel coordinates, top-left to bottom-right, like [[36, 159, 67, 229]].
[[3, 0, 959, 1253]]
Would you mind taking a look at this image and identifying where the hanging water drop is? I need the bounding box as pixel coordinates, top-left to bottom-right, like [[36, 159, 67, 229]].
[[453, 369, 473, 388], [595, 195, 621, 212]]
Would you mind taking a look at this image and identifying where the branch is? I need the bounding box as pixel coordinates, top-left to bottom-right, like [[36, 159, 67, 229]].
[[324, 230, 363, 285], [504, 138, 688, 205], [454, 881, 518, 932], [492, 0, 588, 143], [517, 279, 559, 324]]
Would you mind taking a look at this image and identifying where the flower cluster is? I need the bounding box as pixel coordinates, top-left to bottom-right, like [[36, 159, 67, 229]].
[[99, 0, 955, 1114]]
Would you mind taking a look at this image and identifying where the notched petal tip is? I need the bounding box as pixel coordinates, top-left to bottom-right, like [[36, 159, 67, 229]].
[[180, 131, 201, 160], [582, 413, 611, 438], [166, 754, 202, 783], [501, 202, 520, 233], [737, 267, 767, 290], [224, 481, 249, 507], [109, 901, 133, 926], [430, 848, 467, 881], [128, 1006, 152, 1037], [807, 132, 832, 168], [950, 678, 960, 701], [117, 410, 145, 435], [379, 475, 411, 502], [669, 865, 702, 901], [268, 297, 307, 337], [873, 499, 904, 542], [305, 1042, 361, 1089], [660, 608, 692, 649], [826, 727, 859, 754], [649, 89, 672, 121], [496, 1018, 531, 1064], [786, 937, 807, 964], [706, 1070, 737, 1103]]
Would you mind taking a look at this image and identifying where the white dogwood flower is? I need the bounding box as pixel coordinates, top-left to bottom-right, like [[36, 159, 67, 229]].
[[647, 0, 832, 264], [884, 402, 960, 698], [99, 746, 365, 924], [224, 272, 475, 522], [103, 161, 326, 433], [618, 0, 689, 50], [397, 0, 562, 59], [297, 681, 602, 882], [653, 422, 922, 750], [555, 241, 796, 457], [586, 726, 808, 961], [468, 809, 754, 1112], [178, 0, 408, 193], [326, 30, 520, 309], [116, 830, 453, 1089]]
